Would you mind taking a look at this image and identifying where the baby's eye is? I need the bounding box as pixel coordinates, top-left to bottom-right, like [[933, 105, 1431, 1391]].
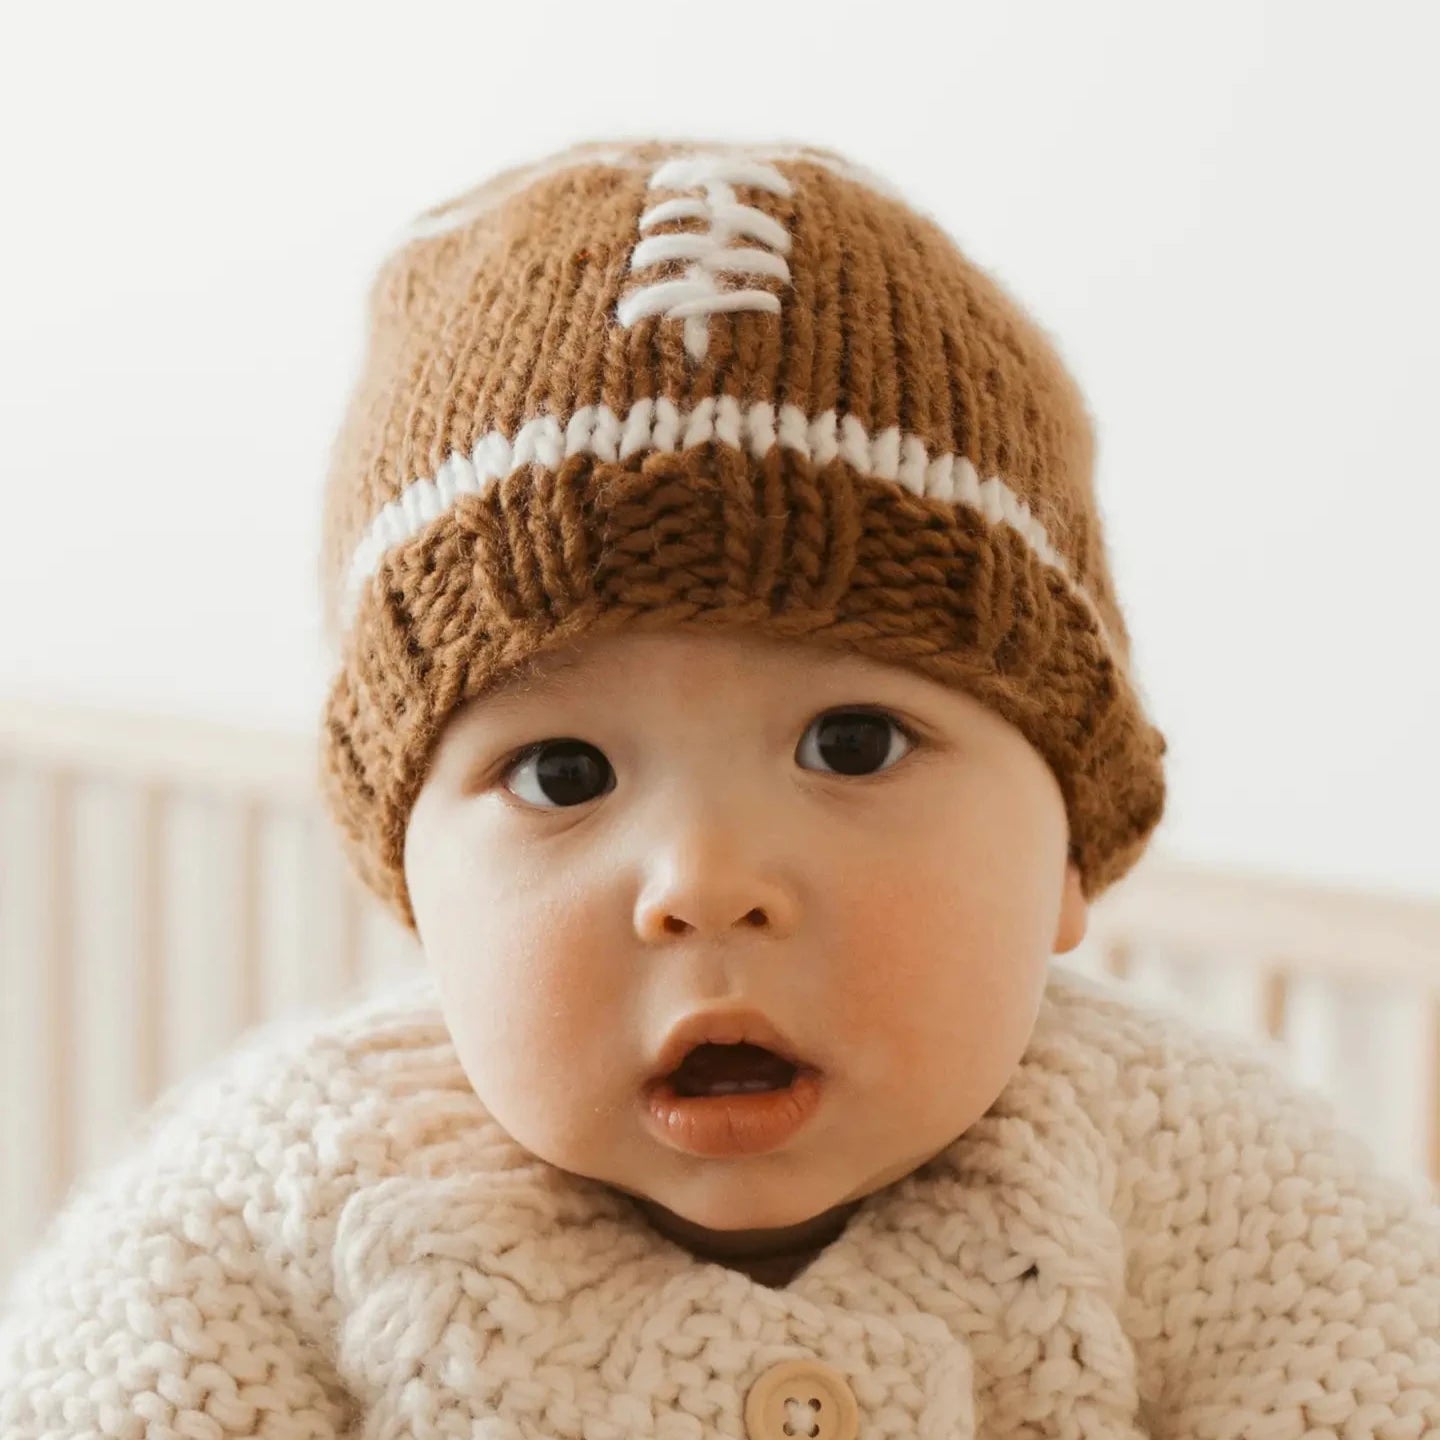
[[503, 738, 614, 810], [795, 709, 915, 779], [499, 710, 916, 810]]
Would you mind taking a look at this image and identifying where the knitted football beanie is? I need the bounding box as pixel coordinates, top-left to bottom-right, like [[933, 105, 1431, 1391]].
[[317, 136, 1168, 932]]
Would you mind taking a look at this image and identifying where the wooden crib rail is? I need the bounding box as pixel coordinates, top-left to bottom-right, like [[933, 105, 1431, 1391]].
[[1089, 860, 1440, 990], [2, 695, 1437, 1293], [0, 694, 316, 804]]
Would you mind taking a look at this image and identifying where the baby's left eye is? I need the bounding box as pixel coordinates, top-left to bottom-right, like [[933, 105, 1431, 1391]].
[[796, 710, 915, 778]]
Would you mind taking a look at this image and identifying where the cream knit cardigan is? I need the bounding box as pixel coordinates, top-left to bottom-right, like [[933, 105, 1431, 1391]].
[[2, 962, 1436, 1439]]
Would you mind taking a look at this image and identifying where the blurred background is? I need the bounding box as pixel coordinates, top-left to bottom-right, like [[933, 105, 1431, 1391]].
[[1, 0, 1437, 1280]]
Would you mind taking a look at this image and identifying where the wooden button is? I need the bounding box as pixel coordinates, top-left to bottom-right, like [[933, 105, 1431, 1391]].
[[744, 1358, 859, 1440]]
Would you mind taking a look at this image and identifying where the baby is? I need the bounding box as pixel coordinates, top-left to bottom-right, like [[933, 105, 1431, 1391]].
[[403, 623, 1090, 1288], [2, 135, 1436, 1438]]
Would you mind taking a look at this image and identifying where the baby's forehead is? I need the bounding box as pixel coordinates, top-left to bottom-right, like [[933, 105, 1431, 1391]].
[[441, 631, 1010, 754], [489, 629, 905, 699]]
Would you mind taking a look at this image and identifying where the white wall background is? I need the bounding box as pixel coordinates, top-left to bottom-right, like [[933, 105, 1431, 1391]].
[[1, 0, 1435, 899]]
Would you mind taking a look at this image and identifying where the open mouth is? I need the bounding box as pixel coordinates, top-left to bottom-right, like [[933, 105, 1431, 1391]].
[[665, 1041, 802, 1098], [645, 1039, 826, 1156]]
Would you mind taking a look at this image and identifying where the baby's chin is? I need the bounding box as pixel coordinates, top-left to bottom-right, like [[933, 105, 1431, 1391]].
[[552, 1114, 971, 1255]]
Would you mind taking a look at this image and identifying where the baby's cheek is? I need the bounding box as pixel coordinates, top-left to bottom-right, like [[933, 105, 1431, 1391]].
[[500, 930, 618, 1078], [824, 940, 946, 1090], [830, 866, 958, 996], [439, 964, 585, 1143], [829, 876, 1029, 1086]]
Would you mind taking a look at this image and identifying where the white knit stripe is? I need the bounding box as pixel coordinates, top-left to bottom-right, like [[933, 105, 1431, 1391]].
[[339, 398, 1113, 663], [381, 144, 904, 257]]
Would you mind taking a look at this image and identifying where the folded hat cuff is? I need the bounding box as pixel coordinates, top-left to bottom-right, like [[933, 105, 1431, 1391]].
[[320, 441, 1166, 933]]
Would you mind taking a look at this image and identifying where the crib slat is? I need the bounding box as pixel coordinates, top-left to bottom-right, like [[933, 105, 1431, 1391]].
[[236, 799, 263, 1035], [339, 864, 364, 993], [1103, 939, 1132, 982], [360, 895, 422, 989], [304, 815, 367, 1005], [0, 766, 76, 1256], [1, 767, 38, 1274], [259, 808, 306, 1016], [134, 783, 164, 1110], [71, 778, 145, 1184], [1262, 969, 1289, 1043], [42, 771, 75, 1221], [1431, 997, 1440, 1194], [159, 792, 253, 1088]]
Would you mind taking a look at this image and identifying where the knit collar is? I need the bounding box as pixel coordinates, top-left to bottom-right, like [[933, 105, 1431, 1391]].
[[326, 964, 1147, 1435]]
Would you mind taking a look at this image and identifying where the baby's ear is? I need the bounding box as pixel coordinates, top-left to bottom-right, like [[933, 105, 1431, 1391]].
[[1052, 860, 1089, 955]]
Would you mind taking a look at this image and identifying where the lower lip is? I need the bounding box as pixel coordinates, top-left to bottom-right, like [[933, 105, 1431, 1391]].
[[643, 1071, 825, 1157]]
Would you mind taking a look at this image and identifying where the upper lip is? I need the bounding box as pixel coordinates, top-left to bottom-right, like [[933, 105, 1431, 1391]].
[[647, 1006, 820, 1087]]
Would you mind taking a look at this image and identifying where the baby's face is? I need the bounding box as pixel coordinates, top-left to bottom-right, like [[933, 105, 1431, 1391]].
[[405, 627, 1087, 1263]]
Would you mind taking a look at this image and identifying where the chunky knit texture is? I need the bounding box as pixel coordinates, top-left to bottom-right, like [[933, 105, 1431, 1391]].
[[3, 963, 1436, 1438], [317, 137, 1169, 932]]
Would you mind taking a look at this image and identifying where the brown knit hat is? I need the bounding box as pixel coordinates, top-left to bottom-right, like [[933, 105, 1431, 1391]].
[[317, 135, 1167, 933]]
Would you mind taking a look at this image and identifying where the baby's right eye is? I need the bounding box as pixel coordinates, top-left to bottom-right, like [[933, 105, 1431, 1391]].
[[502, 739, 614, 810]]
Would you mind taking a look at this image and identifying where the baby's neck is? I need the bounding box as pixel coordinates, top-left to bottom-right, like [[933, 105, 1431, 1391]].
[[626, 1192, 865, 1276]]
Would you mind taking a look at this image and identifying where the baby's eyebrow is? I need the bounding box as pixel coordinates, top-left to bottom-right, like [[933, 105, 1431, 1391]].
[[478, 644, 868, 712], [480, 654, 588, 709]]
